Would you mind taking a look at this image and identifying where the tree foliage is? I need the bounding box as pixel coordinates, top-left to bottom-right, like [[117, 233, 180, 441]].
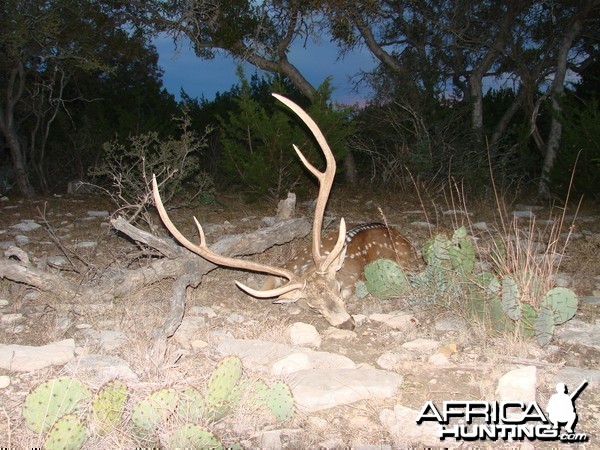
[[217, 70, 351, 200]]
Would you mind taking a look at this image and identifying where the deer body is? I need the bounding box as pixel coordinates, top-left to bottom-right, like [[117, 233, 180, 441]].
[[264, 222, 422, 300], [152, 94, 422, 330]]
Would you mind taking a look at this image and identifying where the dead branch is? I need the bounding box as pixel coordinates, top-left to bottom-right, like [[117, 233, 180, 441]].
[[1, 217, 311, 364]]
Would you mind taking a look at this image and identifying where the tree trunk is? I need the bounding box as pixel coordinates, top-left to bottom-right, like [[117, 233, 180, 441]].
[[0, 62, 35, 197], [538, 1, 593, 198]]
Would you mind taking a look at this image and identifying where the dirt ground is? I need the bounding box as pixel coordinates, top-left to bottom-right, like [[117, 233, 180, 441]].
[[1, 187, 599, 448]]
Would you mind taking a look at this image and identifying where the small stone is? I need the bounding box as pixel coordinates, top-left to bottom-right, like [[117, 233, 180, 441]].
[[10, 220, 41, 232], [190, 339, 209, 349], [0, 375, 10, 388], [289, 322, 321, 348], [0, 299, 8, 307], [74, 241, 97, 249], [369, 313, 418, 331], [1, 313, 24, 324], [272, 352, 310, 376], [76, 323, 93, 330], [401, 338, 439, 353], [323, 327, 357, 340], [14, 235, 29, 245], [87, 210, 109, 217], [428, 352, 452, 366], [227, 313, 245, 323], [376, 352, 404, 370], [189, 306, 217, 318], [496, 366, 537, 404], [352, 314, 368, 327], [319, 438, 345, 449]]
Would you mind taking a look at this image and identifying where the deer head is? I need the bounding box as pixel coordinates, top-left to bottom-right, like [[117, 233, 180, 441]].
[[152, 93, 355, 329]]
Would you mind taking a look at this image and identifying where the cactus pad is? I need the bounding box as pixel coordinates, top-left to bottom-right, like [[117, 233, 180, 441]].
[[204, 356, 243, 422], [131, 389, 179, 431], [534, 307, 555, 346], [364, 259, 411, 299], [541, 287, 578, 325], [43, 414, 87, 450], [501, 276, 521, 321], [179, 388, 205, 423], [265, 380, 294, 421], [22, 377, 91, 433], [449, 227, 475, 275], [169, 424, 222, 449], [90, 379, 128, 435]]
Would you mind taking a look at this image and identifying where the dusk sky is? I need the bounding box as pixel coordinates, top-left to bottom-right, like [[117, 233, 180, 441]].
[[153, 34, 377, 106]]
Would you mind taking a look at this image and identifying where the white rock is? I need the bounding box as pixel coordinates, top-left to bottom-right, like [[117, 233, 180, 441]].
[[369, 313, 418, 330], [401, 338, 440, 353], [428, 353, 452, 366], [287, 368, 402, 412], [496, 366, 537, 404], [0, 299, 8, 306], [10, 220, 41, 232], [189, 306, 217, 318], [87, 210, 109, 217], [323, 327, 357, 340], [376, 352, 405, 370], [74, 241, 97, 249], [99, 330, 128, 351], [216, 338, 355, 373], [172, 316, 207, 347], [14, 235, 29, 245], [190, 339, 209, 349], [0, 375, 10, 388], [1, 313, 24, 324], [352, 314, 368, 327], [380, 404, 444, 447], [289, 322, 321, 348], [0, 339, 75, 371], [64, 354, 138, 386], [319, 438, 345, 449], [271, 352, 310, 376]]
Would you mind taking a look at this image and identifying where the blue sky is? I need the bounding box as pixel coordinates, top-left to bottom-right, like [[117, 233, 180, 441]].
[[153, 34, 376, 106]]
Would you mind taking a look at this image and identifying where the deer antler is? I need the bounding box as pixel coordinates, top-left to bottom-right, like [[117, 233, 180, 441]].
[[272, 93, 346, 274], [152, 94, 347, 299], [152, 175, 305, 297]]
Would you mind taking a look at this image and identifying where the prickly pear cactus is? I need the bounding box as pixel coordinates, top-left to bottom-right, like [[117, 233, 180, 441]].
[[43, 414, 87, 450], [354, 280, 369, 299], [204, 356, 243, 422], [229, 378, 270, 411], [501, 276, 521, 321], [449, 227, 475, 276], [518, 302, 538, 338], [423, 234, 451, 268], [169, 424, 222, 449], [179, 388, 205, 423], [541, 287, 578, 325], [364, 259, 411, 299], [131, 389, 179, 432], [265, 380, 294, 421], [22, 377, 91, 433], [534, 307, 555, 346], [90, 379, 128, 435]]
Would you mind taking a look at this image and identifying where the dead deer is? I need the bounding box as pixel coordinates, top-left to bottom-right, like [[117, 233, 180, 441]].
[[152, 93, 422, 330]]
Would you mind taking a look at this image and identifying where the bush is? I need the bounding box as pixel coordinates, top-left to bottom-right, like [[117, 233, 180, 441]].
[[89, 111, 214, 228], [551, 98, 600, 200], [217, 71, 351, 200]]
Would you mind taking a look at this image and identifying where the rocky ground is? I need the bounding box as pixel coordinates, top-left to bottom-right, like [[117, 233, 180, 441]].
[[0, 188, 599, 449]]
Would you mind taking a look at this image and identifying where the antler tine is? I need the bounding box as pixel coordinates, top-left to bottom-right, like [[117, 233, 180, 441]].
[[273, 93, 346, 272], [151, 175, 304, 297]]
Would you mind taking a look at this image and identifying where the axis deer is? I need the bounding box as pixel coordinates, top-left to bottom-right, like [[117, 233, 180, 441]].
[[152, 94, 422, 330]]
